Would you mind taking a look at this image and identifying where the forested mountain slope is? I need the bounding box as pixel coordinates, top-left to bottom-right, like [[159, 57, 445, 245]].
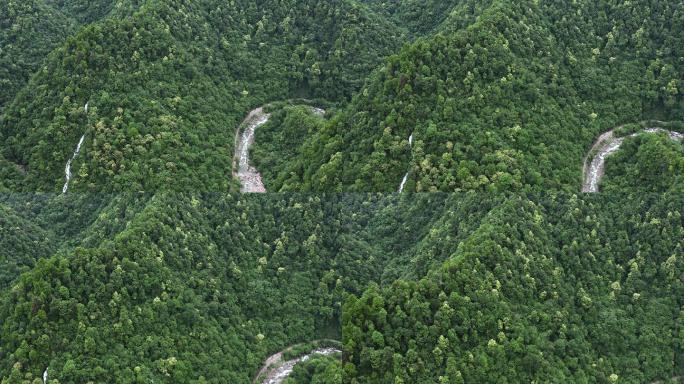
[[0, 194, 369, 382], [0, 0, 401, 192], [0, 0, 75, 113], [0, 194, 143, 290], [0, 192, 682, 383], [361, 0, 493, 37], [44, 0, 143, 24], [0, 203, 56, 290], [273, 0, 684, 192], [0, 2, 682, 383], [2, 0, 682, 194], [343, 193, 684, 383], [0, 155, 23, 192], [602, 132, 684, 194]]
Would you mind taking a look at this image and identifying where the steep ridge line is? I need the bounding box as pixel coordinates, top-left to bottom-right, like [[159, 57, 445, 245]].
[[582, 123, 684, 193]]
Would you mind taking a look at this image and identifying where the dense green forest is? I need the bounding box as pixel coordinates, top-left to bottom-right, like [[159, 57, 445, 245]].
[[0, 0, 143, 113], [343, 192, 684, 383], [0, 156, 23, 192], [1, 0, 402, 192], [0, 193, 368, 382], [0, 0, 682, 193], [270, 0, 684, 192], [602, 133, 684, 194], [361, 0, 493, 37], [251, 104, 329, 192], [0, 192, 682, 383], [1, 0, 683, 383], [284, 354, 342, 384], [44, 0, 143, 24], [0, 203, 55, 289], [0, 0, 74, 113]]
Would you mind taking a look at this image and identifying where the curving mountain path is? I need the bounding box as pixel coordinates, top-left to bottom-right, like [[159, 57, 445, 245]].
[[233, 104, 325, 193], [253, 341, 341, 384], [582, 125, 684, 193]]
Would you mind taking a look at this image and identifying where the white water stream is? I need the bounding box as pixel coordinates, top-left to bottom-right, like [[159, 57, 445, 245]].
[[62, 103, 89, 194], [62, 134, 85, 194], [582, 127, 684, 193], [235, 107, 270, 193], [261, 348, 341, 384], [398, 133, 414, 193], [398, 173, 410, 193]]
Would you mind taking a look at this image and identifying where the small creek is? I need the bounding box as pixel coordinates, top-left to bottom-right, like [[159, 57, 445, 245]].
[[234, 105, 325, 193], [62, 134, 85, 194], [62, 103, 89, 194], [260, 348, 341, 384], [582, 127, 684, 193], [398, 133, 414, 193], [235, 107, 270, 193]]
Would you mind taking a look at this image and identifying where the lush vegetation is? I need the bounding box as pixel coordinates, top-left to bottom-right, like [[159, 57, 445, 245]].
[[263, 0, 684, 192], [0, 193, 144, 287], [343, 193, 684, 383], [0, 193, 370, 383], [251, 104, 328, 191], [603, 133, 684, 194], [1, 1, 683, 383], [0, 0, 74, 113], [1, 0, 401, 192], [0, 192, 682, 383], [284, 354, 342, 384], [1, 0, 682, 194], [44, 0, 143, 24], [0, 203, 55, 290], [361, 0, 493, 37], [0, 156, 23, 192]]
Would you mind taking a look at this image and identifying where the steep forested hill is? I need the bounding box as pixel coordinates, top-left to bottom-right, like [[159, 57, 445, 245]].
[[0, 192, 681, 383], [0, 0, 75, 113], [0, 203, 56, 289], [257, 0, 684, 193], [0, 1, 683, 383], [361, 0, 493, 37], [603, 132, 684, 194], [1, 0, 401, 192], [0, 193, 380, 382], [343, 193, 684, 383], [0, 155, 23, 191], [1, 0, 682, 194], [44, 0, 143, 24], [0, 193, 137, 288]]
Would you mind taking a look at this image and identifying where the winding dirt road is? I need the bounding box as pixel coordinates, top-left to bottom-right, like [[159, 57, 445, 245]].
[[582, 126, 684, 193]]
